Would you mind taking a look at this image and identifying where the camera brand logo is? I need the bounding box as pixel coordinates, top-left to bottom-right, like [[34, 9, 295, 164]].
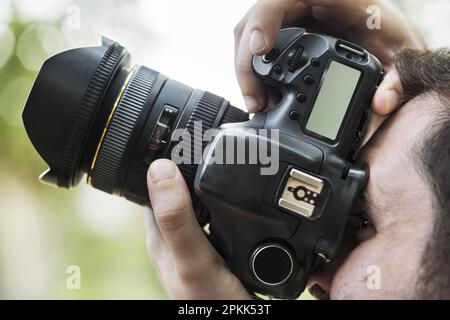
[[66, 265, 81, 290], [170, 121, 280, 175]]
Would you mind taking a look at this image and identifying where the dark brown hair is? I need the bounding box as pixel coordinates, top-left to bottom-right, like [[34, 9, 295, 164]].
[[395, 49, 450, 299]]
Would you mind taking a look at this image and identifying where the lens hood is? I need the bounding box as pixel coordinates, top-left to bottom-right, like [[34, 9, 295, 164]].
[[23, 37, 129, 188]]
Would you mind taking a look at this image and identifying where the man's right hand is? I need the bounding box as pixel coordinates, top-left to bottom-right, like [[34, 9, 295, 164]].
[[234, 0, 427, 115], [146, 159, 250, 300]]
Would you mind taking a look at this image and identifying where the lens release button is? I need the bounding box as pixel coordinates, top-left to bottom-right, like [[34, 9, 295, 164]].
[[148, 105, 178, 151]]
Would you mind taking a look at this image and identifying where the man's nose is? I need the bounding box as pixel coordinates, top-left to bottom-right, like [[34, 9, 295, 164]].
[[307, 233, 358, 299], [307, 264, 334, 300]]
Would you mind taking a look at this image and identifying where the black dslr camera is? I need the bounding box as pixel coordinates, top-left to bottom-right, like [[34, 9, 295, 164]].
[[23, 28, 383, 299]]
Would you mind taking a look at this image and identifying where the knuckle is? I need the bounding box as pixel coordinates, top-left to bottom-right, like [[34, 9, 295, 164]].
[[176, 253, 222, 285], [154, 205, 188, 233], [254, 0, 281, 18], [149, 175, 174, 191], [235, 60, 252, 76], [255, 0, 274, 13], [176, 264, 208, 285]]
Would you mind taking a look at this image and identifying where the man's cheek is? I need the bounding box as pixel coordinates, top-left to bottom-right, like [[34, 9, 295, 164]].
[[330, 239, 385, 299]]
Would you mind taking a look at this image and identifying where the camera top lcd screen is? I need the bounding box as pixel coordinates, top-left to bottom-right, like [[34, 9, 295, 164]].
[[306, 61, 361, 140]]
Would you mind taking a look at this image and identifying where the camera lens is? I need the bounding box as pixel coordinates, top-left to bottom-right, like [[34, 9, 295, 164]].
[[23, 38, 248, 205]]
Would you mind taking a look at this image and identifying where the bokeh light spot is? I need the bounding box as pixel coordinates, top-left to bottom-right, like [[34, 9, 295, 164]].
[[0, 77, 33, 126], [14, 0, 70, 22], [0, 23, 15, 69], [39, 25, 66, 57], [0, 0, 12, 23], [16, 25, 48, 71]]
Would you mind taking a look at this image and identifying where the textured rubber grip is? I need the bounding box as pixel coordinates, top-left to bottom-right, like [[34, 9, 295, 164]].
[[58, 42, 124, 187], [91, 67, 158, 193], [177, 92, 248, 187], [221, 104, 248, 124], [177, 92, 224, 185]]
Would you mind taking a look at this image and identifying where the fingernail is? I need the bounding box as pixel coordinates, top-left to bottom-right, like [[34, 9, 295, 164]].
[[250, 30, 266, 54], [149, 159, 176, 182], [244, 95, 260, 113]]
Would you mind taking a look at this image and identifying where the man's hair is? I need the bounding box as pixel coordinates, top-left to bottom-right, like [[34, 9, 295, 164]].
[[395, 49, 450, 299]]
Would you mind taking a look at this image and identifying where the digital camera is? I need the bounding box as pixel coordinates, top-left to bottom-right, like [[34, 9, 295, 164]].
[[23, 28, 383, 299]]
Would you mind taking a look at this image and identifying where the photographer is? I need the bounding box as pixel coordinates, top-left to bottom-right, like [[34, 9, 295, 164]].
[[145, 0, 449, 299]]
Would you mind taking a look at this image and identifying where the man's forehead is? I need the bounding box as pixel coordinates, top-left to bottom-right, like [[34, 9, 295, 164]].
[[395, 94, 439, 128], [369, 94, 439, 152], [358, 94, 438, 233]]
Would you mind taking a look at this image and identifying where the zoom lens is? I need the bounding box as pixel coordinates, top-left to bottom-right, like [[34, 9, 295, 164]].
[[23, 37, 248, 205]]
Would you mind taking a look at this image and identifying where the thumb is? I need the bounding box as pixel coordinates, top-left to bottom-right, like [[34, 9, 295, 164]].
[[147, 159, 212, 264], [371, 69, 404, 116]]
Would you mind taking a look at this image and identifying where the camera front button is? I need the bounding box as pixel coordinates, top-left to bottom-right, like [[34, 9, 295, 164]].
[[250, 244, 293, 286]]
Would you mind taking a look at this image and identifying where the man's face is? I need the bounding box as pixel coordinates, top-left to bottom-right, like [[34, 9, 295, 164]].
[[308, 95, 437, 299]]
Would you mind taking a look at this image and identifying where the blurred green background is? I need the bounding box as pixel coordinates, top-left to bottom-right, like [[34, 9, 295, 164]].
[[0, 0, 448, 299]]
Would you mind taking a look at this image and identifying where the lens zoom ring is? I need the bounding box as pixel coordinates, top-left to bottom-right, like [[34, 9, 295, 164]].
[[57, 43, 124, 187], [178, 91, 224, 184], [92, 68, 158, 193], [221, 105, 248, 124]]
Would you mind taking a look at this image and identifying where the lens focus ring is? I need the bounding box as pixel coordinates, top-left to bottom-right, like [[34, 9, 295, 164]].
[[177, 91, 226, 186], [91, 67, 158, 193]]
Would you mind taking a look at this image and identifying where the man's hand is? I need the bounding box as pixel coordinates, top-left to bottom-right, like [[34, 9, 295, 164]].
[[146, 159, 250, 299], [234, 0, 427, 114]]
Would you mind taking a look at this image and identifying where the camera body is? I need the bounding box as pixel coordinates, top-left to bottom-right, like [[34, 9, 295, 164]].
[[195, 28, 383, 298], [23, 27, 383, 299]]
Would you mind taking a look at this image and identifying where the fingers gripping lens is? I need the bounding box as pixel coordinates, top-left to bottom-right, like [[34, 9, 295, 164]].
[[89, 67, 158, 193]]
